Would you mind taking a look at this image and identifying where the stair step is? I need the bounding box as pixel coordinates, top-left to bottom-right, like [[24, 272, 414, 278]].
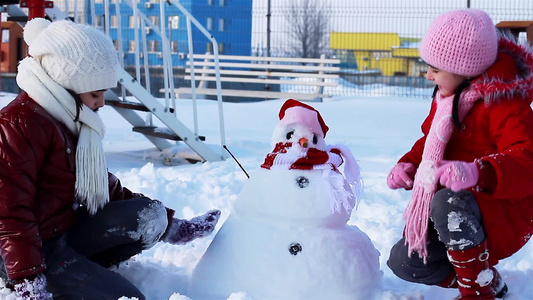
[[106, 99, 149, 111], [132, 126, 205, 142], [6, 16, 28, 22], [105, 100, 174, 113]]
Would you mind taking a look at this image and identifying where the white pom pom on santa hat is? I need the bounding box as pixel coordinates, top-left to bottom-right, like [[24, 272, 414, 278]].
[[277, 99, 329, 137], [23, 18, 51, 47]]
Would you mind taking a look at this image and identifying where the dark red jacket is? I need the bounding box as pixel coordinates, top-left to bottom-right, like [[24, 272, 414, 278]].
[[399, 39, 533, 265], [0, 92, 168, 280]]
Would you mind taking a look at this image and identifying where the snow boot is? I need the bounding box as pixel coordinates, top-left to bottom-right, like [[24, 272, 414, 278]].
[[491, 267, 508, 299], [439, 267, 508, 299], [437, 271, 458, 288], [447, 240, 498, 299]]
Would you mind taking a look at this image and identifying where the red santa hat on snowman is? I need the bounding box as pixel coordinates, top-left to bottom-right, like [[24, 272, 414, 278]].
[[261, 99, 363, 213]]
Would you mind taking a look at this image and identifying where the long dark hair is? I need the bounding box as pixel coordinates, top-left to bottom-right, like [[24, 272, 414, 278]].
[[66, 89, 83, 122], [432, 79, 472, 129]]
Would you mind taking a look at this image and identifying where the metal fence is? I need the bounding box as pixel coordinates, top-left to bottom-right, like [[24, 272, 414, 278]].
[[250, 0, 533, 98], [15, 0, 533, 99]]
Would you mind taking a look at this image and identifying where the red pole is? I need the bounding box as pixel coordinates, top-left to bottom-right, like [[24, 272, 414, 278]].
[[0, 17, 2, 96], [19, 0, 54, 20]]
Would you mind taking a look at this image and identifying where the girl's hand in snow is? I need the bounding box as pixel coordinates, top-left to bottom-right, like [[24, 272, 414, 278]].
[[162, 209, 221, 245], [13, 274, 53, 300]]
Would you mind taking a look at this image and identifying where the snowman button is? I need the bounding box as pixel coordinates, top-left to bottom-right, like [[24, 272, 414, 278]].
[[296, 176, 309, 188], [289, 242, 302, 255]]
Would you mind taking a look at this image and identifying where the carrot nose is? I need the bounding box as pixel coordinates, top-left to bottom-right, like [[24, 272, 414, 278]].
[[299, 137, 308, 148]]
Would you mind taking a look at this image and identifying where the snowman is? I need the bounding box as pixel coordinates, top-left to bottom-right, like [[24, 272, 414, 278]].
[[188, 99, 382, 300]]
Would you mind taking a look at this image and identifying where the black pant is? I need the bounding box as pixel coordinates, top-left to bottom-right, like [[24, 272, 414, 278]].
[[2, 197, 168, 300], [387, 189, 485, 285]]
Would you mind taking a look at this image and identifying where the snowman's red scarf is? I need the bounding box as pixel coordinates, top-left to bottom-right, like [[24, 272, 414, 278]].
[[261, 142, 363, 214], [261, 142, 342, 171]]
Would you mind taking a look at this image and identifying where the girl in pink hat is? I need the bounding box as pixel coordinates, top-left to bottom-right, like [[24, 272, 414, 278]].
[[386, 9, 533, 299]]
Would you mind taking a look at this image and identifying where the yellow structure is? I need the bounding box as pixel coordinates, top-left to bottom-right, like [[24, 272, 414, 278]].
[[330, 32, 425, 77]]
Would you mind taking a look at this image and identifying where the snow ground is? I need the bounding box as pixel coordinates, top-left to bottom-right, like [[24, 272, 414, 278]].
[[0, 91, 532, 299]]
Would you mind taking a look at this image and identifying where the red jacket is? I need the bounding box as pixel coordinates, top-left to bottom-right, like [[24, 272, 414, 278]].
[[398, 39, 533, 265], [0, 92, 166, 280]]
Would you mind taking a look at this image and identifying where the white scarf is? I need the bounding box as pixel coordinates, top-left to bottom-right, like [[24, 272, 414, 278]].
[[16, 57, 109, 214]]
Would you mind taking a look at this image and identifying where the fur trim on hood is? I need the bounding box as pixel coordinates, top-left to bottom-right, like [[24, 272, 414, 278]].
[[472, 37, 533, 104]]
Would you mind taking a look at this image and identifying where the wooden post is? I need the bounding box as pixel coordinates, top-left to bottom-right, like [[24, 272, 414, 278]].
[[495, 21, 533, 46]]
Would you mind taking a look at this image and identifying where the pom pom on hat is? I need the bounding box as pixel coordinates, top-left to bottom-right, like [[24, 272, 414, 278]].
[[23, 18, 119, 94], [277, 99, 329, 137], [419, 9, 498, 77], [23, 18, 51, 47]]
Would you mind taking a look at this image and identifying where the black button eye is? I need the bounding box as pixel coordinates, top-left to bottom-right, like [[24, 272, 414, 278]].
[[286, 130, 294, 140], [312, 134, 318, 144]]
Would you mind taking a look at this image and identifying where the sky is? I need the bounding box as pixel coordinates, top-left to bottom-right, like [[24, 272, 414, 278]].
[[0, 83, 532, 299]]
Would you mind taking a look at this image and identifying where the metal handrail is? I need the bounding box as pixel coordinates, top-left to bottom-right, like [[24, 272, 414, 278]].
[[36, 0, 226, 161], [167, 0, 226, 159]]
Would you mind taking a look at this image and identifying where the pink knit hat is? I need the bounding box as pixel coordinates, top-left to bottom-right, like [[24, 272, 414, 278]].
[[277, 99, 329, 138], [419, 9, 498, 77]]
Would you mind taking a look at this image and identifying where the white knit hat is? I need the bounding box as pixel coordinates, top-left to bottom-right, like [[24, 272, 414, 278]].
[[23, 18, 119, 94]]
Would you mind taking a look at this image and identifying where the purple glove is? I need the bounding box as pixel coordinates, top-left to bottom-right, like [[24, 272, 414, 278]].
[[435, 160, 479, 192], [387, 162, 416, 190], [162, 209, 221, 245], [13, 274, 53, 300]]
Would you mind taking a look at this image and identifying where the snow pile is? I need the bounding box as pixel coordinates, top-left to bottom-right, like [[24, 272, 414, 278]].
[[188, 168, 381, 299], [1, 93, 532, 300]]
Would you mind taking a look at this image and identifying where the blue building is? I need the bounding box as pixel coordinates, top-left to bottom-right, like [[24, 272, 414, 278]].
[[86, 0, 253, 67]]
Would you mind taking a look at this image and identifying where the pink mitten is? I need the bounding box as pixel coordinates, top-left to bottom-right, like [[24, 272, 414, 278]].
[[387, 162, 416, 190], [435, 161, 479, 192]]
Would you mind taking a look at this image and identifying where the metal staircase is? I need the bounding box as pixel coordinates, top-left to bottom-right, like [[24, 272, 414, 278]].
[[109, 69, 222, 162], [2, 0, 227, 163]]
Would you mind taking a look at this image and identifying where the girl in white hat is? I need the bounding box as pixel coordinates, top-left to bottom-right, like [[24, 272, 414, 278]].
[[0, 18, 220, 299]]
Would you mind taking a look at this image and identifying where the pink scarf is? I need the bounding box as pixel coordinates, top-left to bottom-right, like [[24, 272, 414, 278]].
[[403, 89, 480, 261]]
